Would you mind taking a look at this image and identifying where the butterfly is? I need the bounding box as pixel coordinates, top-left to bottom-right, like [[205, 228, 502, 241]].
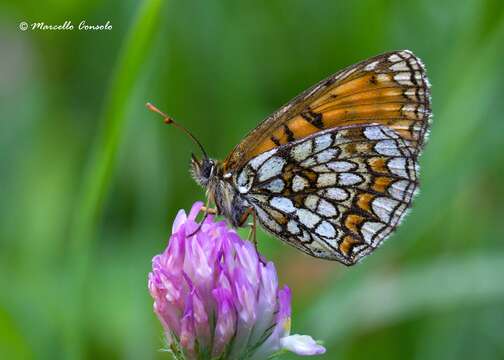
[[147, 50, 431, 266]]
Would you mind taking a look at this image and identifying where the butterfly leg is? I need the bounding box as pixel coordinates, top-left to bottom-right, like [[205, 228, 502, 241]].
[[201, 206, 217, 214], [252, 210, 257, 249], [188, 202, 218, 236], [246, 210, 257, 250]]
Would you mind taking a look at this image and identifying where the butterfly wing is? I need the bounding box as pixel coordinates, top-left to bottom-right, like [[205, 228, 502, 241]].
[[224, 50, 431, 172], [234, 123, 420, 265]]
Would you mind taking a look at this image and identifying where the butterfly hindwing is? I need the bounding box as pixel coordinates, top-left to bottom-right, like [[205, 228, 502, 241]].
[[234, 123, 419, 265]]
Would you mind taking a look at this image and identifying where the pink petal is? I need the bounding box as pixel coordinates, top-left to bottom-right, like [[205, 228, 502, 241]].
[[172, 209, 187, 234]]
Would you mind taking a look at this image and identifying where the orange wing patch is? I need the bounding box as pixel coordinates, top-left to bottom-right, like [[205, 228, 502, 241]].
[[224, 50, 431, 172]]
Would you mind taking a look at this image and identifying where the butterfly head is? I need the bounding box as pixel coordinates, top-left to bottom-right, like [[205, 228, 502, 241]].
[[191, 153, 251, 227], [190, 154, 216, 187]]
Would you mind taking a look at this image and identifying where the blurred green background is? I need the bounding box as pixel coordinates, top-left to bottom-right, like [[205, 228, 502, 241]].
[[1, 0, 504, 359]]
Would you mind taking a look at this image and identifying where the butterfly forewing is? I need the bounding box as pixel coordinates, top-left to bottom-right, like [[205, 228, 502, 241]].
[[234, 123, 420, 265], [224, 50, 431, 172]]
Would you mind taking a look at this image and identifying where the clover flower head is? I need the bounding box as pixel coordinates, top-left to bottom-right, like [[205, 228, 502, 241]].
[[148, 202, 325, 359]]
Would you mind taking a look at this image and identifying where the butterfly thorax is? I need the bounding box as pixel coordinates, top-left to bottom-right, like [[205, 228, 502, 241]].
[[191, 155, 252, 227]]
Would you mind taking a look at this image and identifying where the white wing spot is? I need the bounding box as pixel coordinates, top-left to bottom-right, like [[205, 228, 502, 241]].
[[400, 50, 412, 59], [317, 173, 337, 187], [304, 195, 319, 211], [297, 209, 321, 228], [316, 148, 338, 163], [388, 54, 402, 62], [270, 197, 296, 213], [327, 161, 355, 172], [387, 157, 408, 178], [292, 140, 313, 162], [390, 61, 409, 71], [364, 60, 380, 71], [408, 58, 420, 70], [318, 199, 337, 217], [287, 220, 300, 235], [364, 126, 388, 140], [292, 175, 309, 192], [375, 140, 401, 156], [372, 197, 399, 223], [388, 179, 410, 200], [315, 221, 336, 238], [361, 221, 385, 244], [249, 148, 277, 170], [314, 134, 333, 152], [322, 187, 349, 201], [258, 156, 285, 182], [338, 173, 363, 186], [237, 166, 254, 194], [394, 71, 423, 86], [394, 72, 413, 85], [264, 178, 285, 193]]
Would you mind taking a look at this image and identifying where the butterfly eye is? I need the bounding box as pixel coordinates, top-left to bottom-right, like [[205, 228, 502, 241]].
[[202, 160, 214, 179], [190, 155, 214, 186]]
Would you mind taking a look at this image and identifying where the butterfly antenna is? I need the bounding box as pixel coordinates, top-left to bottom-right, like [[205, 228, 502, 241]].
[[146, 102, 208, 159]]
